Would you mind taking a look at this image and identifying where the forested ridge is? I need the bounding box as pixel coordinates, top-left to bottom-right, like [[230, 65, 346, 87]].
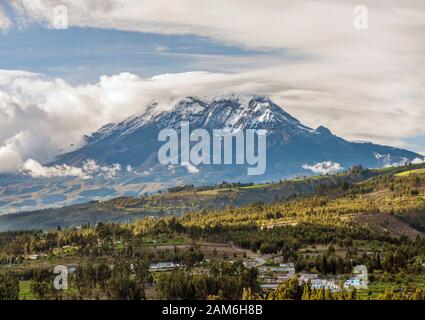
[[1, 163, 425, 300]]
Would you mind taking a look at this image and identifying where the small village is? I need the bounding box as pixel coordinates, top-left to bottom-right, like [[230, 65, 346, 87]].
[[19, 242, 365, 295], [148, 254, 365, 293]]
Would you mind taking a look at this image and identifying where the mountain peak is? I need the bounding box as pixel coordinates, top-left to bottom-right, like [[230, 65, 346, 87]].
[[315, 125, 332, 135], [79, 94, 318, 148], [55, 94, 422, 174], [168, 94, 308, 132]]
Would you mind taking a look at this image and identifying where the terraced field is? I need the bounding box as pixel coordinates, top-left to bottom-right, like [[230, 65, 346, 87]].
[[395, 168, 425, 177]]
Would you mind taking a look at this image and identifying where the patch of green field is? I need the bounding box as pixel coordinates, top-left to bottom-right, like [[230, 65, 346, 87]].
[[372, 167, 397, 174], [240, 183, 275, 190], [140, 235, 189, 246], [199, 189, 226, 195], [19, 280, 35, 300], [356, 274, 425, 299], [395, 168, 425, 177]]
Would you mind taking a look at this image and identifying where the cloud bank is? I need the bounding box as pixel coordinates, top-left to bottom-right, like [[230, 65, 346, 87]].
[[0, 66, 424, 175], [0, 1, 424, 173], [21, 159, 122, 179], [21, 159, 86, 178], [0, 69, 266, 174]]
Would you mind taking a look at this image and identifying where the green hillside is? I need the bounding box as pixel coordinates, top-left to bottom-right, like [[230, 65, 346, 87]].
[[1, 163, 425, 232], [2, 163, 425, 300]]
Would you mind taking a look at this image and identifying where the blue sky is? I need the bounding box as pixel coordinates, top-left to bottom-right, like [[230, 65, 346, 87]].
[[0, 26, 283, 84], [404, 135, 425, 156]]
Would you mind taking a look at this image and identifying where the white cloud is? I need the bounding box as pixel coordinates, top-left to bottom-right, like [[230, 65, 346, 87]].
[[0, 6, 11, 30], [0, 131, 34, 172], [182, 162, 199, 174], [3, 1, 424, 146], [0, 67, 424, 175], [82, 159, 121, 178], [383, 158, 409, 168], [0, 70, 189, 173], [374, 153, 411, 168], [20, 159, 121, 179], [411, 157, 425, 165], [0, 133, 27, 172], [21, 159, 87, 178], [0, 69, 280, 174], [0, 1, 425, 173], [303, 161, 343, 175]]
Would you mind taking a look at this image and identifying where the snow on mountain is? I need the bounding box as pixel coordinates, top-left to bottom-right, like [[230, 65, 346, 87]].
[[54, 95, 422, 173], [1, 94, 423, 214], [79, 95, 317, 149]]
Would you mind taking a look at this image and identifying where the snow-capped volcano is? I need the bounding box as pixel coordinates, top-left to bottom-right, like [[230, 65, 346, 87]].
[[156, 95, 308, 132], [53, 94, 422, 178], [1, 95, 423, 214], [78, 95, 316, 149]]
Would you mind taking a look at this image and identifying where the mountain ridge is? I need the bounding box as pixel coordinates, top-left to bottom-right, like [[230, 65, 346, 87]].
[[54, 94, 422, 170], [0, 94, 423, 214]]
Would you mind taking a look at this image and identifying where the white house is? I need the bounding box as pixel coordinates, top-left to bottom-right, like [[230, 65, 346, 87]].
[[149, 262, 180, 271]]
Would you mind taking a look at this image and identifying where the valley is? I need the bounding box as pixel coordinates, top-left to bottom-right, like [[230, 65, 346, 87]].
[[0, 163, 400, 231], [2, 162, 425, 300]]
